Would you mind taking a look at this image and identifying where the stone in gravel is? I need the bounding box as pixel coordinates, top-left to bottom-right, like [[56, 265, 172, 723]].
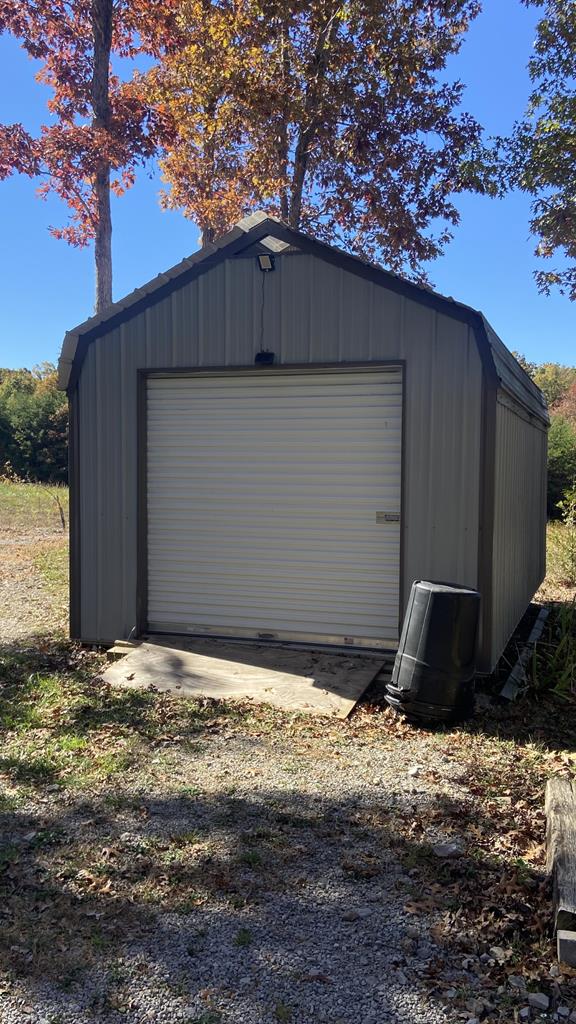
[[407, 766, 421, 777], [528, 993, 550, 1012], [489, 946, 508, 963], [466, 998, 485, 1015], [433, 841, 463, 859], [558, 1008, 570, 1018], [466, 1019, 479, 1024], [357, 907, 374, 918], [342, 910, 360, 921], [444, 989, 457, 998], [519, 1009, 530, 1021], [343, 907, 373, 921], [509, 976, 527, 990]]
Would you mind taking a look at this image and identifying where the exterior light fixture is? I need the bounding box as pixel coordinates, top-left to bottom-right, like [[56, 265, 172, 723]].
[[257, 253, 275, 272]]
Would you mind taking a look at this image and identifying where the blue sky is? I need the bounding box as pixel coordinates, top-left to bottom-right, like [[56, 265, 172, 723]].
[[0, 0, 573, 372]]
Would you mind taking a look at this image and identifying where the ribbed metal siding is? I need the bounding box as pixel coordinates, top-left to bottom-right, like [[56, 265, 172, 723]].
[[77, 252, 483, 646], [147, 369, 402, 647], [490, 393, 548, 665]]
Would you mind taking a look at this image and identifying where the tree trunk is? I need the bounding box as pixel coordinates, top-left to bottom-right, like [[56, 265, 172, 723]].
[[278, 13, 290, 222], [289, 9, 339, 229], [91, 0, 113, 312], [199, 222, 216, 246], [94, 166, 112, 312]]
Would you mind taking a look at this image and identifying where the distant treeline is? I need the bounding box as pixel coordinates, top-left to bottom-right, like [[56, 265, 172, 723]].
[[1, 357, 575, 513], [0, 364, 67, 483], [515, 356, 576, 517]]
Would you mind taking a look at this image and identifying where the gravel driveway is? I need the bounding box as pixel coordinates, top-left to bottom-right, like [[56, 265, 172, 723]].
[[0, 723, 474, 1024], [0, 532, 66, 641], [1, 485, 569, 1024]]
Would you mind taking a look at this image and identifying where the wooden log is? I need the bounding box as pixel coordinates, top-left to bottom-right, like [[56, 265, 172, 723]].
[[545, 778, 576, 935]]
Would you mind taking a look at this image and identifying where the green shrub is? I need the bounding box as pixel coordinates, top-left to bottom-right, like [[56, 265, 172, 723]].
[[548, 416, 576, 518], [555, 490, 576, 586], [0, 364, 67, 483]]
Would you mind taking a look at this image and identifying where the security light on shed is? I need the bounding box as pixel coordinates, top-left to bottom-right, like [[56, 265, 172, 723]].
[[257, 253, 275, 272]]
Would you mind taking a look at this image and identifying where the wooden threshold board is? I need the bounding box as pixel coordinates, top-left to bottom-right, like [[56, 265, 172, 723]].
[[102, 637, 386, 718]]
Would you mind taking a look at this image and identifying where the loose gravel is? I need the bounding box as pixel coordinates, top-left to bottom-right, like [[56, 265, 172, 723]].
[[0, 729, 471, 1024], [0, 532, 66, 641]]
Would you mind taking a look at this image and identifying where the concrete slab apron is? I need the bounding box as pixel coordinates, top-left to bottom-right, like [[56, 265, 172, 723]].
[[101, 638, 385, 718]]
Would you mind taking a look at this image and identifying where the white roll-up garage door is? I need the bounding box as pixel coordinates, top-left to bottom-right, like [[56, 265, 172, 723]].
[[146, 368, 402, 648]]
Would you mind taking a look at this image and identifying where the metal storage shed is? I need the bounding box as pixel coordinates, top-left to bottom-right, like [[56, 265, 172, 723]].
[[58, 211, 549, 673]]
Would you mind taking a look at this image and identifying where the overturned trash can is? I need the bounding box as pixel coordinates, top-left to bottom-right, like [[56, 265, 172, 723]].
[[385, 581, 481, 724]]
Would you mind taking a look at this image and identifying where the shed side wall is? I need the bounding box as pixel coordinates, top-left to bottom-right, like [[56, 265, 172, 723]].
[[490, 392, 548, 668], [76, 252, 483, 644]]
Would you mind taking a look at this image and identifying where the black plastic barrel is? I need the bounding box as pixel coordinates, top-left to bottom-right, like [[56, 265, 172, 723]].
[[385, 580, 481, 723]]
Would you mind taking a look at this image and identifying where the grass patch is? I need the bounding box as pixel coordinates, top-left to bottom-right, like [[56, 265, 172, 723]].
[[539, 521, 576, 602], [34, 543, 68, 595], [238, 849, 262, 868], [0, 636, 261, 796], [0, 480, 68, 535]]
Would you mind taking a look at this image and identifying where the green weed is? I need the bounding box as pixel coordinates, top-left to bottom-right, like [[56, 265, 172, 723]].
[[234, 927, 252, 947], [238, 849, 262, 868], [531, 599, 576, 696], [274, 1004, 292, 1022]]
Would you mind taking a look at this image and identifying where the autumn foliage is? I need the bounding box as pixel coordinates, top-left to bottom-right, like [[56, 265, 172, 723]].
[[0, 0, 178, 308], [2, 0, 497, 294], [153, 0, 492, 279]]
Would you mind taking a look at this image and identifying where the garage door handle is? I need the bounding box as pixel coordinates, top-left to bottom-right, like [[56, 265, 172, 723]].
[[376, 512, 400, 523]]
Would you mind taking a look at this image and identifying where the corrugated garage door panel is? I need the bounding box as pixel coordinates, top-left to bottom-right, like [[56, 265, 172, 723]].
[[147, 369, 402, 648]]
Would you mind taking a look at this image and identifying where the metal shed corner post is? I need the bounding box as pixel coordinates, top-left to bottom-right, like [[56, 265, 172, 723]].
[[136, 369, 148, 638], [475, 324, 499, 674], [68, 385, 82, 639]]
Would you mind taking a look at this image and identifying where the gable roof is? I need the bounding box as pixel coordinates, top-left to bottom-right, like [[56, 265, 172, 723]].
[[58, 211, 548, 423]]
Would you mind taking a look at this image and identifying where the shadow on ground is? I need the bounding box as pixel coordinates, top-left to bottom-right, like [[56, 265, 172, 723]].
[[0, 632, 572, 1022], [0, 785, 556, 1023]]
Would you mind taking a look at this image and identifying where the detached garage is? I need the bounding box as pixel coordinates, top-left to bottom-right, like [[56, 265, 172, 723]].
[[58, 211, 548, 673]]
